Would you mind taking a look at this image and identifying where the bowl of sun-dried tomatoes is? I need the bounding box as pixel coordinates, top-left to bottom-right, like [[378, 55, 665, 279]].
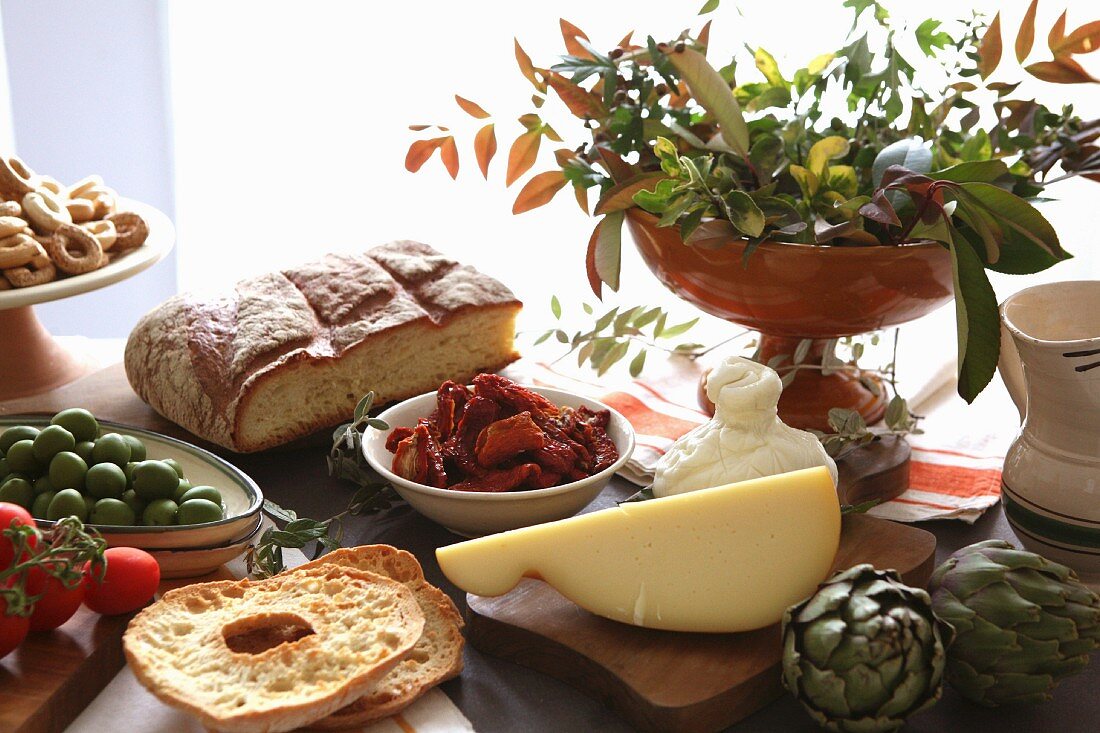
[[362, 374, 635, 536]]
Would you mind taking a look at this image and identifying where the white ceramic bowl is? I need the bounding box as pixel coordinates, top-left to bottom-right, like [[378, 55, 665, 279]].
[[149, 518, 263, 579], [363, 386, 635, 537], [1, 416, 263, 550]]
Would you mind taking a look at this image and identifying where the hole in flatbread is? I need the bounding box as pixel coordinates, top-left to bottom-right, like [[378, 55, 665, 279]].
[[222, 612, 315, 654]]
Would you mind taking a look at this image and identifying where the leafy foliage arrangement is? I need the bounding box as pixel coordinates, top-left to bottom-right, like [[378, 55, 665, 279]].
[[408, 0, 1100, 402]]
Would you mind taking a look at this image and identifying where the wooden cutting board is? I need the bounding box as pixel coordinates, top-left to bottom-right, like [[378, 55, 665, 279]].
[[466, 513, 937, 733]]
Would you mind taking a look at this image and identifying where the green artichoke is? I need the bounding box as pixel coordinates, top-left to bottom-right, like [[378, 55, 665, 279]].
[[929, 539, 1100, 706], [781, 564, 953, 733]]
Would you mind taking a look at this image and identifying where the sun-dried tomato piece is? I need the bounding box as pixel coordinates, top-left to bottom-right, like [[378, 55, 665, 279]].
[[391, 424, 448, 487], [530, 438, 580, 475], [442, 396, 499, 474], [430, 381, 470, 441], [473, 373, 559, 419], [385, 426, 414, 453], [450, 463, 542, 492], [475, 411, 546, 468]]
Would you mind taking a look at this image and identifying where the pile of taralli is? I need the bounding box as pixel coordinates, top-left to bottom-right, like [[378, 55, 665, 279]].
[[0, 154, 149, 290], [123, 545, 464, 733]]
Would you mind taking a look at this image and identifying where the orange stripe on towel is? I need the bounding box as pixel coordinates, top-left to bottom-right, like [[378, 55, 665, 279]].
[[909, 461, 1002, 498], [599, 391, 700, 441]]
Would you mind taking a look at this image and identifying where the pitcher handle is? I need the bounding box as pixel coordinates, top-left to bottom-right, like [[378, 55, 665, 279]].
[[998, 322, 1026, 422]]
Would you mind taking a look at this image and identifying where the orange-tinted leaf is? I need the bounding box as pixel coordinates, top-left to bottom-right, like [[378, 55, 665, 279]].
[[409, 124, 431, 131], [698, 20, 712, 50], [619, 30, 635, 49], [595, 145, 636, 182], [554, 148, 577, 166], [978, 12, 1002, 79], [543, 125, 563, 143], [474, 124, 497, 179], [1016, 0, 1038, 62], [574, 184, 589, 215], [594, 173, 668, 214], [1057, 21, 1100, 55], [547, 72, 604, 118], [506, 130, 542, 186], [405, 138, 446, 173], [532, 94, 546, 108], [518, 113, 542, 131], [1048, 11, 1067, 54], [440, 136, 459, 179], [1026, 57, 1098, 83], [560, 19, 592, 59], [455, 95, 490, 119], [512, 170, 568, 214], [515, 39, 545, 91]]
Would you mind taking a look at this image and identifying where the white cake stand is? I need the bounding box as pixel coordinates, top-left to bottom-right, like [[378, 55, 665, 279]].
[[0, 199, 174, 400]]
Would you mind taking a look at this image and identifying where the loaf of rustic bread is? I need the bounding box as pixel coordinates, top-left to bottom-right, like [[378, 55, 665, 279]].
[[125, 241, 521, 452]]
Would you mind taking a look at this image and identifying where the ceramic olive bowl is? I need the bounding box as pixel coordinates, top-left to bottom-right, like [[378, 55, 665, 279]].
[[362, 386, 635, 537], [148, 517, 263, 579], [1, 416, 263, 550]]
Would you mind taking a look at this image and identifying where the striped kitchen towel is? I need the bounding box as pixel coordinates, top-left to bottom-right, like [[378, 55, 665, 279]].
[[507, 353, 1013, 524]]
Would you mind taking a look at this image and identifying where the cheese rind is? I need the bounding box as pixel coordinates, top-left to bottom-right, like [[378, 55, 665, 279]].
[[436, 466, 840, 633]]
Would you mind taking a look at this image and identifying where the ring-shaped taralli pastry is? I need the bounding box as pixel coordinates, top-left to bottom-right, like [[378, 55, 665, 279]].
[[0, 216, 28, 238], [65, 198, 96, 223], [0, 201, 22, 218], [37, 176, 63, 196], [0, 232, 38, 268], [22, 190, 72, 233], [82, 219, 118, 251], [43, 223, 103, 275], [67, 175, 104, 199], [3, 259, 56, 288], [105, 211, 148, 250], [0, 156, 36, 199]]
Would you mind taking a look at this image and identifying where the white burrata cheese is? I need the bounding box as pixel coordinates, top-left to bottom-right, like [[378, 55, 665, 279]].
[[651, 356, 838, 497]]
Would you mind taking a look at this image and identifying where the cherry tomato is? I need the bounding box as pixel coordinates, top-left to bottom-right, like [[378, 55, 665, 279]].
[[83, 547, 159, 616], [0, 502, 36, 571], [0, 594, 29, 659], [26, 564, 85, 631]]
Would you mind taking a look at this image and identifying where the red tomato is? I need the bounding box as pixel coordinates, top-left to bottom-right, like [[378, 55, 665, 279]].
[[0, 594, 29, 659], [0, 502, 36, 571], [26, 564, 85, 631], [83, 547, 159, 616]]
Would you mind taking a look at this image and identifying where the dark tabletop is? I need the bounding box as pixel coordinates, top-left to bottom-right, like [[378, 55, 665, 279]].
[[2, 365, 1094, 733]]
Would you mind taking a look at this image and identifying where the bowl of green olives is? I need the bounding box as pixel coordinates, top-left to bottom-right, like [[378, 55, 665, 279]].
[[0, 409, 263, 550]]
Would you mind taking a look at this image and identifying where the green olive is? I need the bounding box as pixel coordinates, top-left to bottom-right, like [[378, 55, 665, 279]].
[[33, 475, 54, 495], [50, 409, 98, 443], [90, 498, 135, 526], [31, 490, 56, 519], [91, 433, 131, 468], [124, 461, 138, 486], [6, 440, 41, 474], [172, 479, 194, 503], [48, 452, 88, 491], [74, 441, 96, 463], [0, 457, 9, 481], [121, 489, 146, 517], [142, 498, 178, 526], [180, 485, 222, 506], [47, 488, 88, 522], [132, 460, 180, 501], [0, 425, 39, 453], [177, 498, 223, 525], [122, 435, 147, 462], [162, 458, 184, 479], [0, 477, 34, 509], [85, 462, 127, 499], [32, 425, 76, 463]]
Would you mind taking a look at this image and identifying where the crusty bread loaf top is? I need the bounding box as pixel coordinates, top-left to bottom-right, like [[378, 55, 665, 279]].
[[123, 565, 425, 733], [124, 241, 521, 449]]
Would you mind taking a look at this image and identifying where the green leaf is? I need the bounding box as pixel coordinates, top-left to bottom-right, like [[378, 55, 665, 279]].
[[932, 159, 1009, 183], [749, 136, 784, 180], [959, 130, 992, 162], [353, 392, 375, 421], [753, 48, 787, 88], [263, 499, 297, 523], [595, 307, 619, 332], [885, 395, 908, 428], [666, 47, 750, 156], [582, 302, 593, 315], [724, 191, 766, 237], [807, 136, 850, 178], [949, 230, 1001, 403], [550, 295, 562, 319], [595, 172, 668, 214], [872, 139, 932, 187], [915, 19, 953, 56], [955, 182, 1066, 261], [597, 340, 630, 376], [534, 331, 553, 345], [632, 179, 679, 214], [698, 0, 719, 13], [629, 349, 647, 377], [657, 318, 699, 338], [585, 211, 626, 295], [633, 307, 662, 328]]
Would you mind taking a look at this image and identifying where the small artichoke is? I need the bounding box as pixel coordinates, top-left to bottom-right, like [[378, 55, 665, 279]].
[[781, 564, 953, 733], [929, 539, 1100, 707]]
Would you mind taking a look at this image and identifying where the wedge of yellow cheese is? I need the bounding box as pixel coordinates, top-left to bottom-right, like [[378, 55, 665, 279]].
[[436, 466, 840, 633]]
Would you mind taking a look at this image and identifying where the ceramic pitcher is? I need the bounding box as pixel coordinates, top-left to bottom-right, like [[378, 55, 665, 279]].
[[998, 281, 1100, 578]]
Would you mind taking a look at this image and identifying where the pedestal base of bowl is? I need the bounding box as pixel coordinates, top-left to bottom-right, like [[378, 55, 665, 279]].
[[697, 335, 887, 432], [0, 306, 95, 401]]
